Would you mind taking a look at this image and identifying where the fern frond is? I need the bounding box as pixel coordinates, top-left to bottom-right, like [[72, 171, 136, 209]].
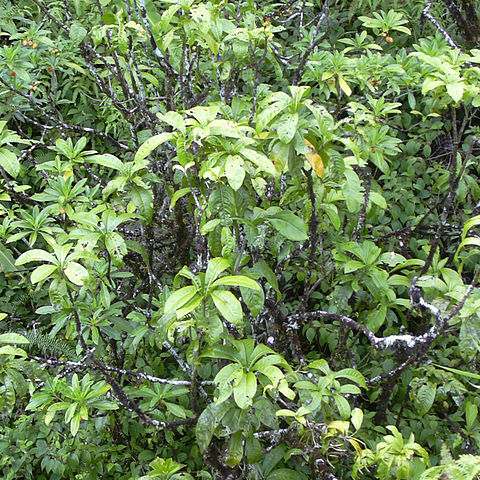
[[23, 330, 78, 360]]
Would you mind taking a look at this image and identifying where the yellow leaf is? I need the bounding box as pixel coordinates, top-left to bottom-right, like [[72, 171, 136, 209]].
[[63, 166, 74, 180], [338, 76, 352, 96], [347, 438, 363, 457], [303, 139, 324, 178], [328, 420, 349, 434]]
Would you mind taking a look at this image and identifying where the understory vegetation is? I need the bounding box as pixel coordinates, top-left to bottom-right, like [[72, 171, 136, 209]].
[[1, 0, 480, 478]]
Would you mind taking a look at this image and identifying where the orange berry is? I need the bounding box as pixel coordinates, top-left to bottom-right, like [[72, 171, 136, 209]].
[[32, 43, 38, 49], [48, 67, 53, 72], [60, 208, 66, 214], [264, 17, 271, 24], [22, 39, 28, 46], [28, 40, 33, 46], [10, 70, 15, 76], [385, 36, 394, 43], [371, 148, 376, 153]]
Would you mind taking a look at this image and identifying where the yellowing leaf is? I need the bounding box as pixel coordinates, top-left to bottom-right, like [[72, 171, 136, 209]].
[[303, 139, 324, 178], [338, 76, 352, 96], [63, 166, 74, 180]]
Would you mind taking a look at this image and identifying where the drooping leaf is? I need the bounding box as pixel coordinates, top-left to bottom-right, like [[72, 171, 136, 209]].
[[303, 139, 324, 178]]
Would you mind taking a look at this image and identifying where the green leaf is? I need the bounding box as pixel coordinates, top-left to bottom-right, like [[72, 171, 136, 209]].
[[245, 434, 262, 463], [135, 133, 175, 163], [165, 402, 187, 418], [342, 169, 364, 213], [16, 249, 57, 266], [31, 264, 58, 284], [130, 185, 153, 222], [170, 187, 191, 209], [87, 154, 124, 171], [175, 294, 202, 318], [466, 402, 478, 430], [0, 244, 17, 272], [225, 155, 245, 191], [205, 257, 230, 287], [351, 408, 363, 431], [196, 402, 231, 453], [240, 285, 264, 317], [0, 345, 26, 358], [64, 262, 88, 286], [266, 210, 308, 241], [233, 371, 257, 409], [446, 83, 464, 103], [416, 383, 436, 415], [338, 76, 352, 96], [268, 468, 302, 480], [211, 275, 260, 290], [0, 333, 29, 344], [334, 394, 351, 419], [226, 431, 243, 466], [165, 286, 199, 316], [335, 368, 366, 388], [434, 363, 480, 381], [69, 22, 87, 44], [241, 149, 276, 175], [0, 148, 19, 178], [211, 290, 243, 326], [277, 113, 298, 144], [70, 413, 81, 436]]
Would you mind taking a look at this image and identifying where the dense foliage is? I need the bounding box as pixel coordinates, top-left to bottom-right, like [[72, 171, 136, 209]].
[[1, 0, 480, 478]]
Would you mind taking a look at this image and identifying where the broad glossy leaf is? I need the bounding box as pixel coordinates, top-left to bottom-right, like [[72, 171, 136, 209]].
[[164, 286, 199, 315], [212, 275, 260, 290], [226, 431, 243, 466], [196, 402, 231, 453], [205, 257, 230, 286], [0, 148, 19, 178], [0, 345, 27, 357], [135, 133, 175, 163], [233, 371, 257, 409], [241, 149, 276, 175], [87, 154, 124, 171], [31, 264, 58, 284], [211, 290, 243, 326], [0, 333, 29, 344], [277, 113, 298, 144], [15, 249, 56, 266], [64, 262, 88, 286], [225, 155, 245, 191], [0, 244, 17, 272], [266, 210, 308, 241]]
